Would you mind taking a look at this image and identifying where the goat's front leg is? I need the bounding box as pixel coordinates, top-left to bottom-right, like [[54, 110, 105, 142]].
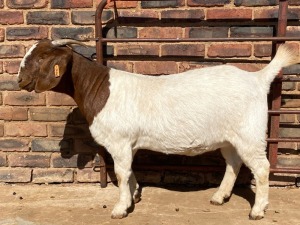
[[110, 146, 134, 219]]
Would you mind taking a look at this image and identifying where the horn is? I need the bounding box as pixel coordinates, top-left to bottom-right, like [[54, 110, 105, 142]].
[[51, 39, 87, 47]]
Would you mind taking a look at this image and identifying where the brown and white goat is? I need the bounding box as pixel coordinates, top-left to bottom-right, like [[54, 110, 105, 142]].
[[18, 39, 300, 219]]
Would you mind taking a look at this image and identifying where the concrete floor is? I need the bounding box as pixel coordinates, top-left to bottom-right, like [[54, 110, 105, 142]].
[[0, 183, 299, 225]]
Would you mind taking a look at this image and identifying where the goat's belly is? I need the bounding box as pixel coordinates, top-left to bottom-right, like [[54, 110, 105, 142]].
[[134, 137, 229, 156]]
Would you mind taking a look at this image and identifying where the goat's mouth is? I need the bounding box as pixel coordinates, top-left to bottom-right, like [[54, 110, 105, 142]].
[[19, 80, 36, 92]]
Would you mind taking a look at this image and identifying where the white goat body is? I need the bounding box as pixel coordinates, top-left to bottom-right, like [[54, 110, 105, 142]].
[[17, 41, 300, 220], [89, 44, 299, 219]]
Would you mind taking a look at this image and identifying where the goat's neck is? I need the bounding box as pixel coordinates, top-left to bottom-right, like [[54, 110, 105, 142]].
[[70, 53, 111, 125]]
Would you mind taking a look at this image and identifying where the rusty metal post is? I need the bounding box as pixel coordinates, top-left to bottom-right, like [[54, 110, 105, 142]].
[[268, 0, 288, 171], [95, 0, 108, 65], [95, 0, 108, 188]]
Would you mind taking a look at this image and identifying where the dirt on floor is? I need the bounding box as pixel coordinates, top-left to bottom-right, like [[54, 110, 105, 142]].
[[0, 183, 299, 225]]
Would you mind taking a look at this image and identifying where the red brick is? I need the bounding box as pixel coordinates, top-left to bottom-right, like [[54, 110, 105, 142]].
[[30, 108, 70, 121], [227, 63, 264, 72], [47, 92, 76, 106], [3, 61, 20, 74], [31, 138, 72, 152], [0, 168, 32, 183], [161, 9, 205, 20], [254, 8, 300, 20], [161, 44, 205, 57], [51, 153, 93, 168], [282, 99, 300, 108], [6, 27, 48, 40], [207, 9, 252, 20], [186, 27, 229, 38], [0, 11, 23, 25], [178, 62, 222, 73], [0, 45, 25, 59], [76, 168, 100, 182], [0, 61, 3, 74], [208, 44, 252, 58], [287, 26, 300, 37], [8, 153, 50, 167], [0, 107, 28, 121], [4, 92, 46, 106], [5, 123, 47, 137], [116, 44, 159, 56], [52, 0, 93, 8], [49, 124, 90, 138], [139, 27, 183, 39], [188, 0, 230, 6], [119, 10, 159, 19], [0, 28, 4, 42], [0, 139, 29, 152], [32, 168, 74, 183], [27, 11, 69, 25], [141, 0, 184, 8], [51, 27, 94, 41], [135, 61, 178, 75], [106, 61, 134, 72], [0, 152, 6, 166], [280, 114, 296, 124], [7, 0, 47, 8], [290, 0, 300, 5], [254, 44, 272, 57], [71, 10, 112, 25], [104, 1, 138, 9], [282, 82, 295, 91], [235, 0, 278, 6], [0, 75, 19, 91], [0, 123, 3, 136]]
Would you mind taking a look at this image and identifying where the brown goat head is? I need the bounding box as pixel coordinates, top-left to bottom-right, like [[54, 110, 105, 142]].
[[18, 39, 73, 93]]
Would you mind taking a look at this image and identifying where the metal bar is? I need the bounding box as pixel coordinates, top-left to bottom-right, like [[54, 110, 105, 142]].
[[267, 138, 300, 142], [277, 77, 300, 82], [268, 110, 300, 114], [95, 0, 108, 65], [270, 167, 300, 174], [112, 0, 174, 2], [99, 36, 300, 43], [268, 0, 288, 171], [95, 0, 108, 187]]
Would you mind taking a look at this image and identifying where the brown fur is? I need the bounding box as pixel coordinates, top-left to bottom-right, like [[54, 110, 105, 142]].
[[18, 39, 111, 125]]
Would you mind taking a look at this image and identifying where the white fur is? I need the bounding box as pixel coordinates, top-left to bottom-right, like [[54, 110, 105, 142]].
[[18, 43, 38, 77], [89, 44, 300, 219]]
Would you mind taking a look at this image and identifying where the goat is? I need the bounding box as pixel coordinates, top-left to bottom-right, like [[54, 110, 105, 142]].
[[18, 39, 300, 220]]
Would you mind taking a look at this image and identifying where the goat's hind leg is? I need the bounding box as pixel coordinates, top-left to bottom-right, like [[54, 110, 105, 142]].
[[210, 146, 242, 205], [236, 144, 270, 220]]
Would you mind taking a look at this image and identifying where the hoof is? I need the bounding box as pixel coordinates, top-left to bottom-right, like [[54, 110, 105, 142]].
[[210, 200, 224, 206], [210, 193, 225, 206], [111, 212, 128, 219], [111, 204, 128, 219], [249, 214, 264, 220], [134, 196, 141, 204], [249, 209, 265, 220]]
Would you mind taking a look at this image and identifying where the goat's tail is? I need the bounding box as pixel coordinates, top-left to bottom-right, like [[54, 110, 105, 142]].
[[259, 44, 300, 88]]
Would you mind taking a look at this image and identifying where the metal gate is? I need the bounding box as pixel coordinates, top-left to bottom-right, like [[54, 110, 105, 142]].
[[94, 0, 300, 187]]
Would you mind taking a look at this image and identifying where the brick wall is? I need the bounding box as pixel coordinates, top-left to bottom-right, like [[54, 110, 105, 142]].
[[0, 0, 300, 186]]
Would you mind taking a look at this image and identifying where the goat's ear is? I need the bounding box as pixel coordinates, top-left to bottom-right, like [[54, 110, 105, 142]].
[[35, 48, 72, 92]]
